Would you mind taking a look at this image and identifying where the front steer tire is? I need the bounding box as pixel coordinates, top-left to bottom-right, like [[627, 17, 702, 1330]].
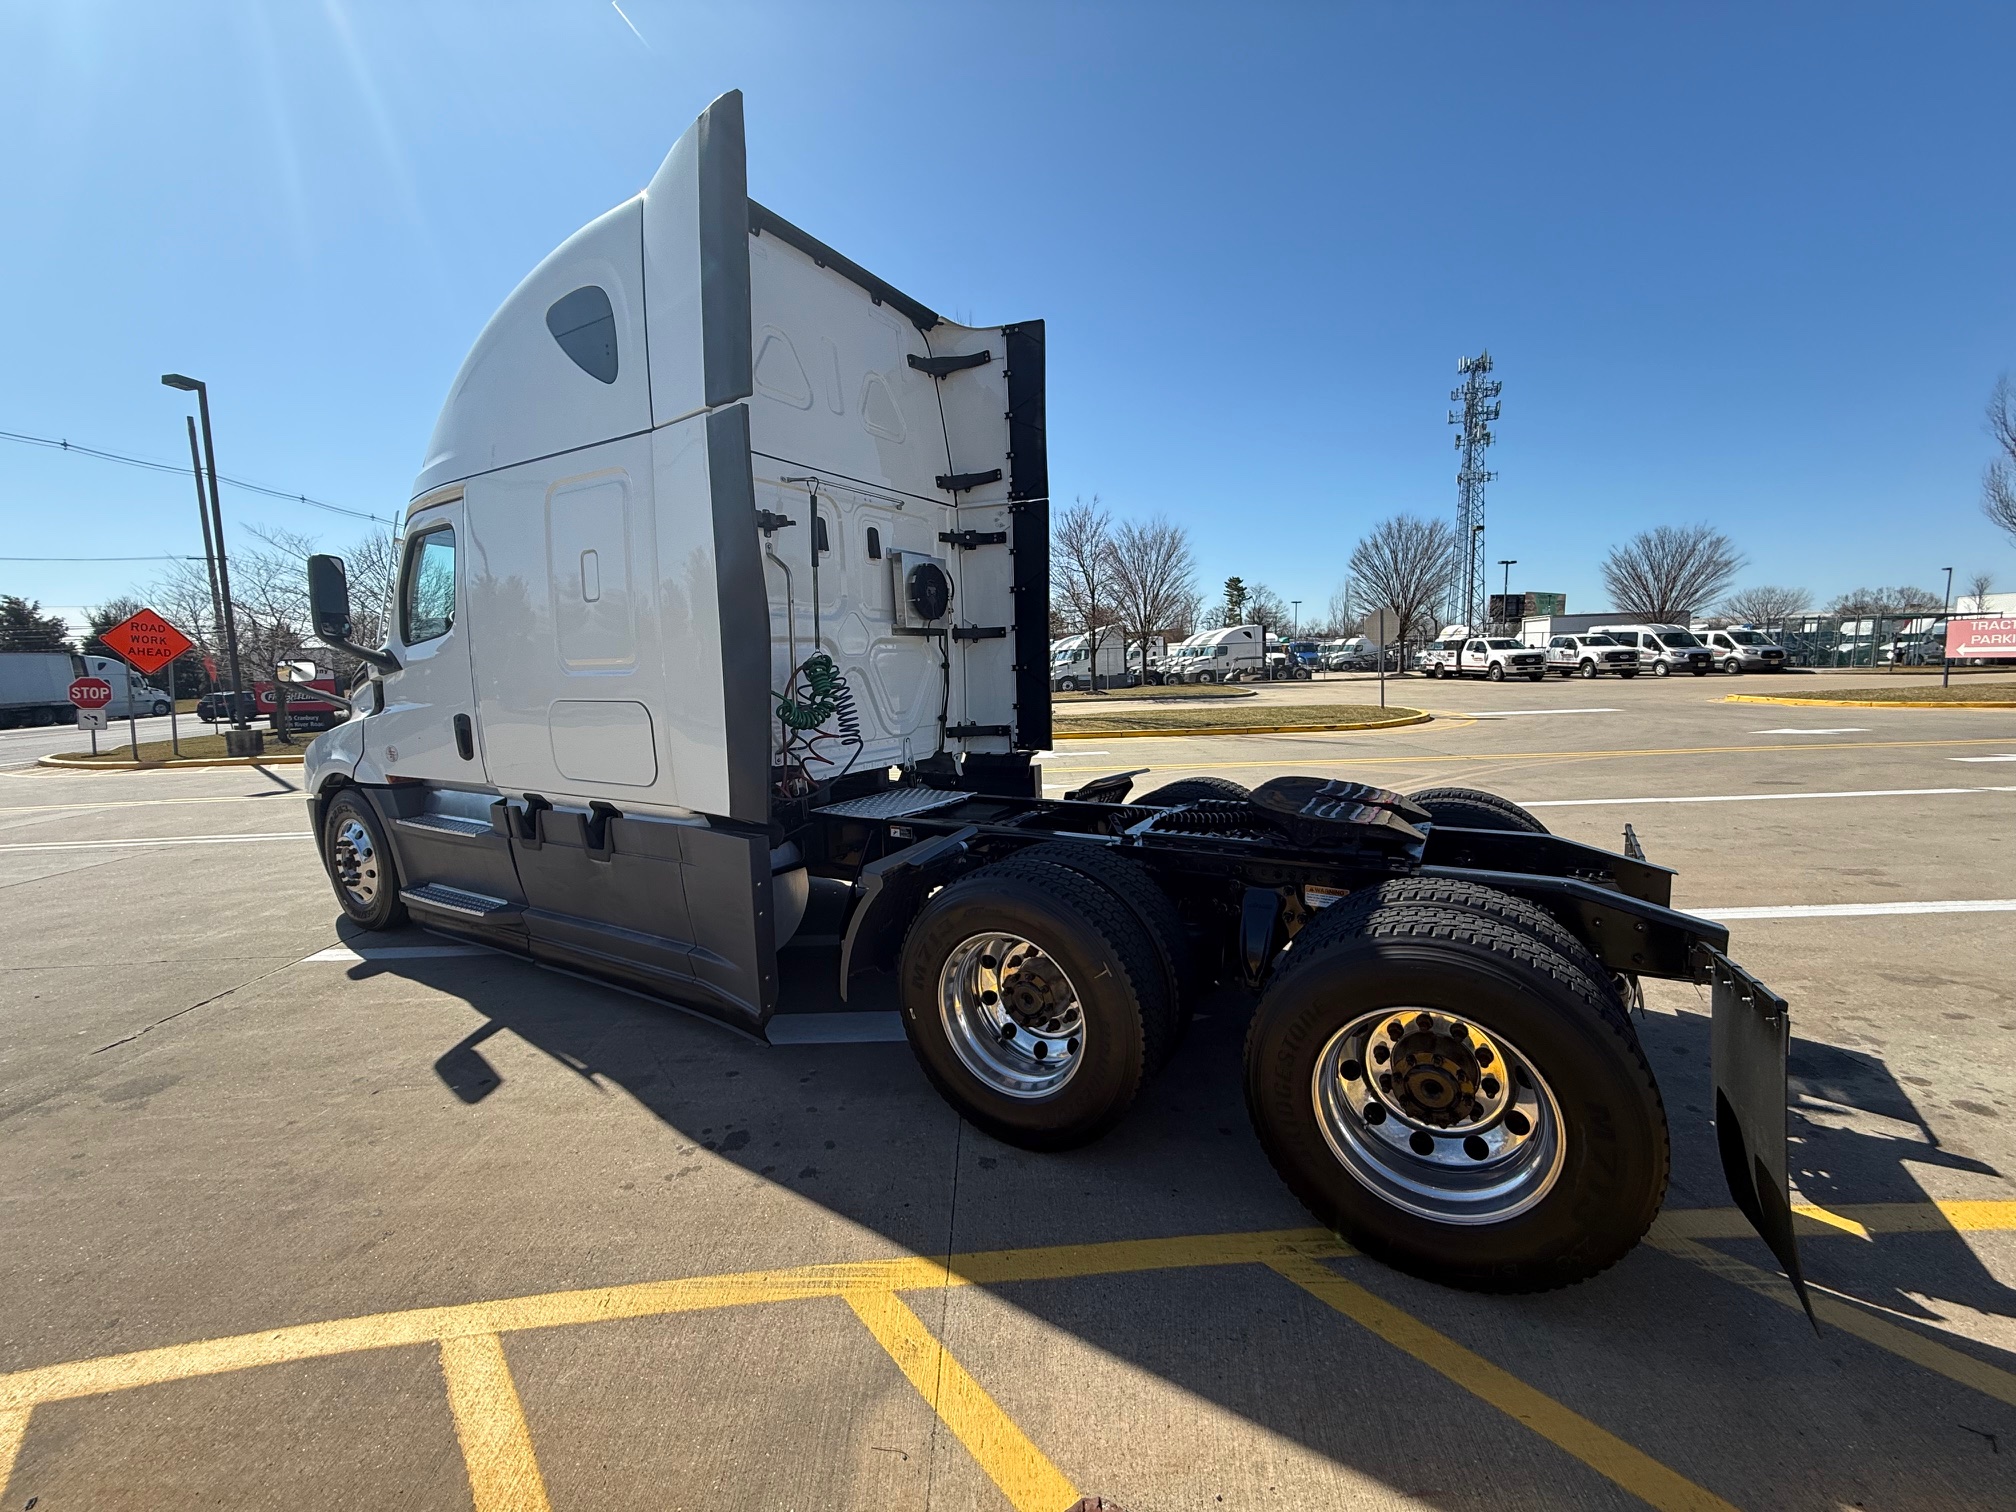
[[321, 788, 408, 930], [1245, 901, 1668, 1292], [898, 859, 1174, 1150]]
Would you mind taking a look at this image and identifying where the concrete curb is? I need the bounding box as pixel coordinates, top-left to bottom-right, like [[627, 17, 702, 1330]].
[[38, 752, 309, 771], [1052, 711, 1432, 740], [1723, 695, 2016, 711]]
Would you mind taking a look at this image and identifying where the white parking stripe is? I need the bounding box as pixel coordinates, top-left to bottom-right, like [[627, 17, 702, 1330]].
[[1750, 727, 1871, 735], [0, 833, 311, 853], [303, 945, 490, 962], [1951, 755, 2016, 763], [1697, 899, 2016, 920], [1519, 786, 2016, 808]]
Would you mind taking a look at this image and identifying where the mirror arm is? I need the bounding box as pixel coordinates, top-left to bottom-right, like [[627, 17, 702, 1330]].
[[324, 636, 400, 674]]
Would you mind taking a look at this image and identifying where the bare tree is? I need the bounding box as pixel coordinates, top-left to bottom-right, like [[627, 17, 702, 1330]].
[[1985, 374, 2016, 546], [1347, 514, 1460, 648], [1965, 570, 1995, 611], [1721, 584, 1811, 631], [1051, 495, 1116, 651], [1826, 585, 1943, 617], [1108, 516, 1196, 676], [1600, 524, 1743, 623], [1244, 582, 1290, 634], [1318, 580, 1362, 639]]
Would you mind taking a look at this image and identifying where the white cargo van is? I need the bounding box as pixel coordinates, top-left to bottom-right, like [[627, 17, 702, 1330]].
[[1589, 624, 1713, 677]]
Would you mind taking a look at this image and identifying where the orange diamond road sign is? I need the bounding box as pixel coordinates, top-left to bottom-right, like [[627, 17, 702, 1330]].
[[100, 607, 195, 676]]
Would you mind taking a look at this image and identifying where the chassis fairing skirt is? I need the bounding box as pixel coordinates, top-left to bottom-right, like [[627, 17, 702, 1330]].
[[1705, 947, 1811, 1323]]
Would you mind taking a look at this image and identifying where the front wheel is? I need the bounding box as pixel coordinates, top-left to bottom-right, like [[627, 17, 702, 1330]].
[[322, 789, 408, 929], [898, 859, 1173, 1149], [1652, 662, 1671, 677], [1244, 901, 1667, 1291], [1486, 663, 1505, 682], [1724, 659, 1744, 675], [1579, 661, 1598, 680]]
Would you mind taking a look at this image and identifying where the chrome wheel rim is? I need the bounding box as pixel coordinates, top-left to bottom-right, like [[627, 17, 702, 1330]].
[[1312, 1009, 1565, 1224], [939, 932, 1085, 1098], [331, 817, 382, 907]]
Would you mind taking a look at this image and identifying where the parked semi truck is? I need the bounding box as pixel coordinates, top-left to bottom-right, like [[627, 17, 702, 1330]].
[[303, 92, 1804, 1300]]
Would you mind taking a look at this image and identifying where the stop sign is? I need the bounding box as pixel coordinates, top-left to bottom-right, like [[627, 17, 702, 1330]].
[[69, 678, 114, 710]]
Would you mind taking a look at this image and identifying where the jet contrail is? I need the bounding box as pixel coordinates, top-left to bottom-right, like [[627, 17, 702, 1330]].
[[611, 1, 650, 48]]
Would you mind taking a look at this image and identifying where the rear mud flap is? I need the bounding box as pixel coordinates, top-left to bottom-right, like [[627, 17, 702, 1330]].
[[1704, 948, 1813, 1325]]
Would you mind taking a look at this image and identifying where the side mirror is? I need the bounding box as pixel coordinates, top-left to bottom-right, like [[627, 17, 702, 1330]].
[[275, 659, 317, 685], [306, 553, 400, 673], [308, 554, 352, 641]]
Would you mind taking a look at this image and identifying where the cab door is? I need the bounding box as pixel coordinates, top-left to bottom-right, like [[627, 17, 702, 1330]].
[[369, 501, 478, 783]]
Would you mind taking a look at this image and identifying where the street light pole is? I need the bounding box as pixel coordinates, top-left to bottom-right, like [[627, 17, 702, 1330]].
[[1497, 559, 1517, 629], [1291, 600, 1301, 637], [1942, 566, 1954, 689], [184, 416, 227, 675], [162, 374, 248, 731]]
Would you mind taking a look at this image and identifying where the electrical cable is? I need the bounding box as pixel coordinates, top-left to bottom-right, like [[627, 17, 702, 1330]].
[[0, 428, 398, 525]]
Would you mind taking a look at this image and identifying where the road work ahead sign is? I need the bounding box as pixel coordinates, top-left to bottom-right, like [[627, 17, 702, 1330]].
[[99, 608, 194, 675]]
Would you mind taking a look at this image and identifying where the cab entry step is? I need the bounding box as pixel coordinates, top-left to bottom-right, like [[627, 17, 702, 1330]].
[[400, 883, 524, 919]]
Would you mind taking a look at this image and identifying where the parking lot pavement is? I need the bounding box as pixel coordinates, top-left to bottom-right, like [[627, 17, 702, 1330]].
[[4, 679, 2015, 1510]]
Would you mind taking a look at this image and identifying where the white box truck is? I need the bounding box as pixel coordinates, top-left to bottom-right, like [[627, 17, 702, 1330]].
[[301, 91, 1803, 1296]]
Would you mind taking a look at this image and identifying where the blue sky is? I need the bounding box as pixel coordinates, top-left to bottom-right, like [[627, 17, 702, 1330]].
[[4, 1, 2013, 632]]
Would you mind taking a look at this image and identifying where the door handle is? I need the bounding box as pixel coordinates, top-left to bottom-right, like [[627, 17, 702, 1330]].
[[453, 713, 474, 761]]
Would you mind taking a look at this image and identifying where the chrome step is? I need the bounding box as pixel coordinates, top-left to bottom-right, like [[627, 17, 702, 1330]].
[[400, 883, 520, 919], [396, 813, 495, 838]]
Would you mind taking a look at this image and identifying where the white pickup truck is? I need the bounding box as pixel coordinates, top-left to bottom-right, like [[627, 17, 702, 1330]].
[[1423, 631, 1547, 682]]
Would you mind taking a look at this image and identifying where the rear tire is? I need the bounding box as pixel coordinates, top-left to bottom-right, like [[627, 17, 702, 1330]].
[[152, 699, 171, 716], [1136, 776, 1250, 805], [322, 789, 408, 929], [1407, 786, 1549, 834], [1246, 900, 1667, 1291], [1009, 841, 1196, 1044], [898, 859, 1172, 1149]]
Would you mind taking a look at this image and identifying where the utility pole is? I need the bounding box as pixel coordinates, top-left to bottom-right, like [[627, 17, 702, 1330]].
[[1449, 352, 1502, 634], [1498, 559, 1517, 630]]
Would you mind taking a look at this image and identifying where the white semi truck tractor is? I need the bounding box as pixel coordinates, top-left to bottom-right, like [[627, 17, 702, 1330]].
[[304, 92, 1807, 1302]]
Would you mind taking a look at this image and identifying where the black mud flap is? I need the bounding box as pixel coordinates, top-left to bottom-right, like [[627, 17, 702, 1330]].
[[1705, 947, 1813, 1326]]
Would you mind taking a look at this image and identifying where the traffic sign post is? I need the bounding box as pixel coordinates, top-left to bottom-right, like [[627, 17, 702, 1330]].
[[1365, 607, 1400, 708], [97, 608, 197, 762], [69, 678, 113, 757]]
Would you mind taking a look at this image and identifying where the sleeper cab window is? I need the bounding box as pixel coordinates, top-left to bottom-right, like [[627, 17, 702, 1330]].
[[546, 285, 619, 384], [401, 526, 457, 644]]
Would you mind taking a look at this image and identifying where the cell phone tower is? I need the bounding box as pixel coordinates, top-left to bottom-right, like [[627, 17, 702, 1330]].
[[1448, 351, 1502, 633]]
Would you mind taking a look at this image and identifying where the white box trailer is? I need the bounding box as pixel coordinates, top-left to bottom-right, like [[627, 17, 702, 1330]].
[[301, 92, 1804, 1297], [0, 651, 169, 726]]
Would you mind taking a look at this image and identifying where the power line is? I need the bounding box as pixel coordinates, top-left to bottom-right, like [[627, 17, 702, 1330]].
[[0, 555, 205, 562], [0, 427, 398, 526]]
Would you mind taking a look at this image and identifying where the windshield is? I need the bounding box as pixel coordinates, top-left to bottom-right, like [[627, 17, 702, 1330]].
[[1657, 631, 1703, 648], [1728, 630, 1769, 645], [1486, 639, 1522, 650]]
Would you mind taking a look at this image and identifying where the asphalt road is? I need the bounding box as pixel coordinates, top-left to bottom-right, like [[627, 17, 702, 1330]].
[[0, 712, 189, 769], [3, 676, 2014, 1510]]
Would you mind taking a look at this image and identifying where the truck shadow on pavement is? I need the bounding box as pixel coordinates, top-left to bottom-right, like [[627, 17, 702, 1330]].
[[343, 921, 2016, 1507]]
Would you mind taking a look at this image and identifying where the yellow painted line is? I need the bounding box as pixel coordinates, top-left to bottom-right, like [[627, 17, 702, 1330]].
[[439, 1334, 553, 1512], [1037, 734, 2016, 777], [1648, 1224, 2016, 1409], [847, 1289, 1080, 1512], [1656, 1199, 2016, 1240], [0, 1229, 1337, 1412], [1053, 712, 1431, 740], [0, 1406, 29, 1495], [1726, 694, 2016, 710], [1267, 1253, 1737, 1512]]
